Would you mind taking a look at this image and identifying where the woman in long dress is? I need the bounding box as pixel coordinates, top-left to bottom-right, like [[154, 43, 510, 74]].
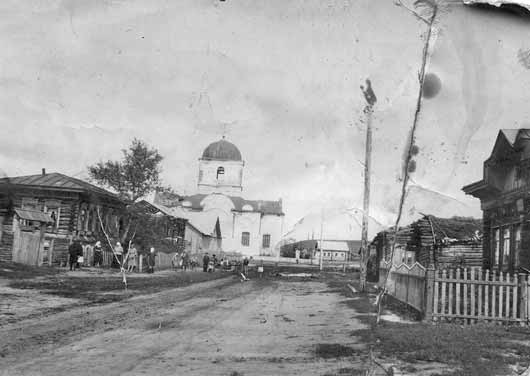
[[127, 244, 138, 272]]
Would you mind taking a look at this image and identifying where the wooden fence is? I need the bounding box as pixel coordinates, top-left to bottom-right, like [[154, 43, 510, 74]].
[[432, 268, 530, 324], [378, 260, 426, 313], [378, 260, 530, 325]]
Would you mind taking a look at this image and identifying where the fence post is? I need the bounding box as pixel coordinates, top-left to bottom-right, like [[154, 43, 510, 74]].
[[519, 273, 530, 324], [139, 255, 143, 273], [424, 265, 435, 322]]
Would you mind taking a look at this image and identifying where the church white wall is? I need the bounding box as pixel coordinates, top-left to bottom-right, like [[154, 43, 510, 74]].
[[259, 214, 284, 256], [198, 159, 243, 195], [232, 211, 261, 256]]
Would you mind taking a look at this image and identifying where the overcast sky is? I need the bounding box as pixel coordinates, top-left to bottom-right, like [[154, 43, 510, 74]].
[[1, 0, 530, 239]]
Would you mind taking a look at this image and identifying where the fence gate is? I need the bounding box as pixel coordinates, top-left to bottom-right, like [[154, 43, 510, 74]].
[[12, 231, 43, 266]]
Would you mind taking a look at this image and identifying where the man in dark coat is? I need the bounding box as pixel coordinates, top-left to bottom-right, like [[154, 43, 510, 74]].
[[147, 247, 156, 273], [68, 238, 83, 271], [202, 253, 210, 272]]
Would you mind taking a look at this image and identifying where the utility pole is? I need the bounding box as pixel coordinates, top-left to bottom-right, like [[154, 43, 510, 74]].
[[359, 79, 377, 292], [319, 209, 324, 271]]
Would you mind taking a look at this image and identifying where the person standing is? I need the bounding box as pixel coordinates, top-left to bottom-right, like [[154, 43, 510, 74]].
[[202, 253, 210, 272], [295, 248, 300, 264], [93, 241, 103, 267], [68, 238, 83, 271], [257, 260, 264, 279], [114, 242, 124, 268], [243, 256, 249, 275], [127, 243, 138, 272], [147, 247, 156, 273], [182, 251, 189, 271]]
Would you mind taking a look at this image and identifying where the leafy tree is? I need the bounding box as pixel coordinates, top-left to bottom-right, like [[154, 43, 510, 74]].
[[88, 138, 163, 203], [88, 139, 164, 243]]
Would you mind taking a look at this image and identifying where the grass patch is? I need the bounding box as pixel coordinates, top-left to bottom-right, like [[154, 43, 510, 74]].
[[330, 277, 530, 375], [315, 343, 359, 359], [0, 261, 63, 279], [355, 322, 530, 375], [8, 270, 232, 302]]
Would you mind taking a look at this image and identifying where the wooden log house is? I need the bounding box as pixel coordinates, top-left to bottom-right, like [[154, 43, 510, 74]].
[[0, 170, 126, 266], [463, 129, 530, 273], [371, 215, 482, 271]]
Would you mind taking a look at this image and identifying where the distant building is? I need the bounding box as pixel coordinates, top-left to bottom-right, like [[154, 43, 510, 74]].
[[280, 239, 361, 262], [156, 138, 285, 257], [0, 171, 125, 266], [463, 129, 530, 272]]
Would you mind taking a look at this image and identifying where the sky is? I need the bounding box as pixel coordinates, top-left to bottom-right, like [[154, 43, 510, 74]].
[[1, 0, 530, 240]]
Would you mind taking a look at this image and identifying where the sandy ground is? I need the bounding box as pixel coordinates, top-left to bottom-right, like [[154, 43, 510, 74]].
[[0, 275, 375, 376]]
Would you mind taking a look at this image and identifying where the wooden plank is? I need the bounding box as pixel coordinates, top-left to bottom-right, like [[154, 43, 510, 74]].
[[433, 269, 439, 322], [525, 275, 530, 324], [498, 272, 504, 319], [441, 269, 447, 321], [463, 268, 468, 323], [504, 273, 513, 317], [456, 268, 461, 317], [470, 267, 476, 324], [485, 269, 489, 318], [511, 273, 517, 320], [518, 274, 526, 326], [490, 273, 497, 317], [448, 269, 453, 318]]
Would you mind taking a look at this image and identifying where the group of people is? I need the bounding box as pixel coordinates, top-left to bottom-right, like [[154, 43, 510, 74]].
[[202, 253, 217, 272], [67, 238, 157, 273], [171, 250, 197, 271]]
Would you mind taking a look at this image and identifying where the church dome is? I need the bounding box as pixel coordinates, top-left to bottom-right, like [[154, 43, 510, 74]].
[[202, 139, 242, 161]]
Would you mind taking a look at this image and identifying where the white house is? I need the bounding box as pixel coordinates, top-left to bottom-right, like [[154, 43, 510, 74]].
[[156, 137, 285, 257]]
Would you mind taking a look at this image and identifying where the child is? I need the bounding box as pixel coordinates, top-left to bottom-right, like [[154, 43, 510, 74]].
[[257, 260, 264, 279]]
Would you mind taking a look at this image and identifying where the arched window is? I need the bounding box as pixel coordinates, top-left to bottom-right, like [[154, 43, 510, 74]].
[[216, 166, 225, 179]]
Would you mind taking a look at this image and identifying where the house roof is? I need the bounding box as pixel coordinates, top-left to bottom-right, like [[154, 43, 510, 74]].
[[423, 215, 482, 241], [318, 240, 350, 252], [372, 216, 481, 243], [500, 129, 520, 146], [14, 208, 54, 223], [181, 210, 221, 238], [0, 172, 121, 201], [135, 200, 220, 238], [155, 191, 284, 216]]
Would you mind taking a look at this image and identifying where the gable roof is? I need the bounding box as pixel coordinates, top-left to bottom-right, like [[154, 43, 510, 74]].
[[500, 129, 520, 146], [134, 200, 220, 238], [0, 172, 121, 201], [422, 215, 482, 241]]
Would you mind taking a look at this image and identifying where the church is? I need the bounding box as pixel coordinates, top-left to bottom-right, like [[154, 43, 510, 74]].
[[155, 138, 285, 257]]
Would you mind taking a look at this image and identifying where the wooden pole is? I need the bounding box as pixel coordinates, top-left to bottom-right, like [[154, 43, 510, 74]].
[[319, 209, 324, 271], [359, 79, 376, 292]]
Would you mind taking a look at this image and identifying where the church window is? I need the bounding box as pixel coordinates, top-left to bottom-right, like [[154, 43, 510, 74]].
[[217, 166, 225, 179], [241, 232, 250, 246], [262, 234, 271, 248]]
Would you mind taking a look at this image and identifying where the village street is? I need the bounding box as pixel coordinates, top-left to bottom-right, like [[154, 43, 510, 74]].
[[0, 269, 376, 376]]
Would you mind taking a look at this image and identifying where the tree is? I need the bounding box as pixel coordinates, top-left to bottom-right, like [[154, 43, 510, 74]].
[[88, 138, 163, 203], [88, 138, 164, 243]]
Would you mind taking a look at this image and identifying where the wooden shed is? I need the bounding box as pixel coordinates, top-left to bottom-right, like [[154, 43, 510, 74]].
[[0, 171, 126, 266], [372, 215, 482, 270]]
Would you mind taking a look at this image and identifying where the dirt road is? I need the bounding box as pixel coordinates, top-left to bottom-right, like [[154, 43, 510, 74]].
[[1, 275, 369, 376]]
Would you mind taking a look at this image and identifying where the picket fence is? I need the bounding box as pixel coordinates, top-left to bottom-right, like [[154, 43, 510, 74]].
[[378, 260, 530, 325]]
